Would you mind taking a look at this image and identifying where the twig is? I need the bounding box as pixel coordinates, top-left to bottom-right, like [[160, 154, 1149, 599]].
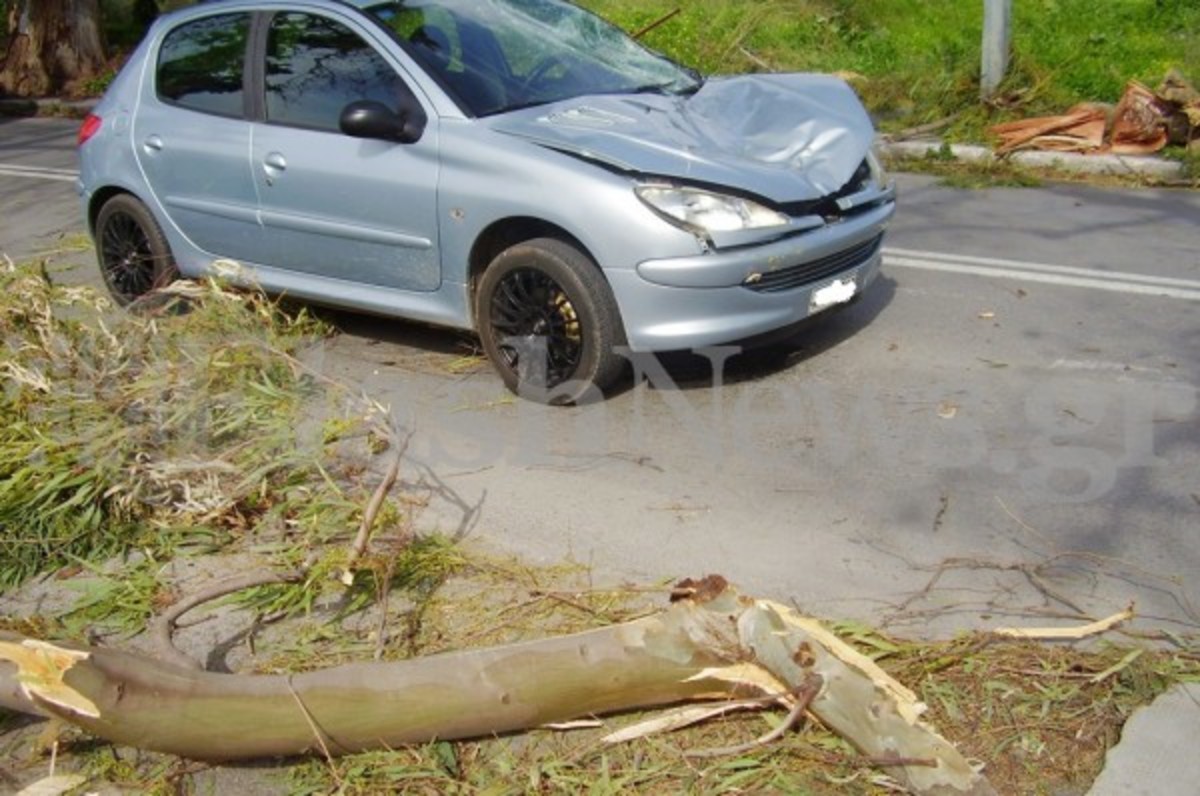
[[286, 675, 344, 790], [738, 46, 773, 71], [373, 540, 410, 661], [632, 8, 680, 39], [530, 590, 600, 615], [151, 571, 303, 670], [1088, 648, 1144, 684], [685, 674, 822, 758], [344, 431, 412, 577], [1021, 567, 1085, 615], [993, 604, 1135, 640], [884, 113, 961, 142], [866, 755, 939, 768]]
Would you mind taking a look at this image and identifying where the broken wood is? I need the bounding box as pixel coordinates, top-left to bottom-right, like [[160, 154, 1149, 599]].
[[993, 604, 1135, 640], [1109, 82, 1170, 154], [0, 577, 995, 795]]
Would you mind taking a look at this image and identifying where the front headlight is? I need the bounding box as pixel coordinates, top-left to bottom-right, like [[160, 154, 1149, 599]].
[[636, 185, 788, 234]]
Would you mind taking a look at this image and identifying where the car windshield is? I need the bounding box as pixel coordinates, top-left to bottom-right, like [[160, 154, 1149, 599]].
[[365, 0, 702, 116]]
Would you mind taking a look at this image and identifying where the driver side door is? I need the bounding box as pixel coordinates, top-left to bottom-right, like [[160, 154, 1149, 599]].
[[251, 10, 441, 292]]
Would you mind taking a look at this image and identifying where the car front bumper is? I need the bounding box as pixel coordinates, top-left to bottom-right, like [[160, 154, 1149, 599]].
[[608, 197, 896, 352]]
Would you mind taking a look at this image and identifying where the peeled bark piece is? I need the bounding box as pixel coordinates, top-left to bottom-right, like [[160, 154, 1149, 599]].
[[990, 105, 1108, 155], [0, 580, 995, 795], [1109, 81, 1170, 154]]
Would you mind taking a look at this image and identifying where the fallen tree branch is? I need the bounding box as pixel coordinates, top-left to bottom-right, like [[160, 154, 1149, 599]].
[[0, 577, 996, 795]]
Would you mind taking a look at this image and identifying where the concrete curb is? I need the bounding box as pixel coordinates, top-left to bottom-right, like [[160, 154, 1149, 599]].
[[879, 138, 1187, 181]]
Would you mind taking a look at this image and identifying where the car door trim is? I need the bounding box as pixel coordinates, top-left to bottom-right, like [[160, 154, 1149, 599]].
[[164, 195, 261, 226], [258, 210, 433, 249]]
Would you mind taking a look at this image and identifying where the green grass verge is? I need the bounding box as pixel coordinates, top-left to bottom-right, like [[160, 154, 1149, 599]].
[[582, 0, 1200, 143]]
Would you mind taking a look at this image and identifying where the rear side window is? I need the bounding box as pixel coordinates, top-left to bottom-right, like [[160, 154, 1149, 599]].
[[266, 12, 408, 132], [157, 13, 250, 117]]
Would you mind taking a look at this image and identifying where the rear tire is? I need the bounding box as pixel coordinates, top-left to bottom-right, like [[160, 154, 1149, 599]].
[[477, 238, 626, 404], [95, 194, 179, 307]]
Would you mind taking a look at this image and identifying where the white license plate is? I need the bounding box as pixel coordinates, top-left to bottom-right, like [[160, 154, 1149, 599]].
[[809, 276, 858, 312]]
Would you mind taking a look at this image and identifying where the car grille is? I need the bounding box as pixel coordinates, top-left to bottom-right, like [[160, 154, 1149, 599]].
[[744, 233, 883, 294]]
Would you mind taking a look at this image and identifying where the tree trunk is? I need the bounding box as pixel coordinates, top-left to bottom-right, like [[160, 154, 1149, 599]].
[[0, 0, 106, 97], [0, 578, 995, 795]]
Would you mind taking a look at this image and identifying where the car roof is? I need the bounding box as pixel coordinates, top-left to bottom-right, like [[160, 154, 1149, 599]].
[[194, 0, 380, 9]]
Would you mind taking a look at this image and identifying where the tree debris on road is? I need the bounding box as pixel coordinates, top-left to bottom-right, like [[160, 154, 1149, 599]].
[[990, 71, 1200, 155], [2, 576, 996, 795]]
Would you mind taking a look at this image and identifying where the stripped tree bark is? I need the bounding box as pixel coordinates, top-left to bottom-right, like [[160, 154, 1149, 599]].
[[0, 577, 995, 795]]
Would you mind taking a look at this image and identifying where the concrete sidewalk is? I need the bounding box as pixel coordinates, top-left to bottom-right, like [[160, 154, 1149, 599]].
[[1088, 683, 1200, 796]]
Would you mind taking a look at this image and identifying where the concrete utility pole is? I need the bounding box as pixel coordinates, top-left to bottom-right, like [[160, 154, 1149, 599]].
[[980, 0, 1012, 99]]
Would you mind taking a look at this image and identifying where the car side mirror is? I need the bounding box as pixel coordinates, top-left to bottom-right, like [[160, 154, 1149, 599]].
[[340, 100, 425, 144]]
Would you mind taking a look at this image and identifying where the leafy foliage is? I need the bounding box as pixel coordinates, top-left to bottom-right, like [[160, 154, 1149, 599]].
[[0, 256, 384, 589]]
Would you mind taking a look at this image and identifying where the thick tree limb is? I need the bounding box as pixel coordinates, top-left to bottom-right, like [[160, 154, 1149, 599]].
[[0, 578, 995, 795]]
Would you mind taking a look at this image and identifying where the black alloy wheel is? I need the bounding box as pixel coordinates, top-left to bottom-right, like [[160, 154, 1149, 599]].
[[95, 194, 178, 306], [489, 266, 583, 388], [477, 238, 625, 404]]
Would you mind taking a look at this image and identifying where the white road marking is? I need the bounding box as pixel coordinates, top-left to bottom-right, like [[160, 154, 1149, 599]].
[[0, 163, 78, 183], [884, 246, 1200, 301]]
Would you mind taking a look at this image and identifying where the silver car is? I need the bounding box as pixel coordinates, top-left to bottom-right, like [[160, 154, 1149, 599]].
[[78, 0, 895, 403]]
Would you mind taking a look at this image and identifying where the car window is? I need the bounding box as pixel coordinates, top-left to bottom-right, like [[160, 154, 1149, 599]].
[[157, 13, 251, 117], [366, 0, 700, 116], [265, 12, 410, 133]]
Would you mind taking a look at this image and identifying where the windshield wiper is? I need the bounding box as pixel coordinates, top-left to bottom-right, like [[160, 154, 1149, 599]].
[[627, 79, 704, 96]]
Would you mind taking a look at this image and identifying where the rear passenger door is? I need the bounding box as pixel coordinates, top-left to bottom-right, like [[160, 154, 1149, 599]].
[[135, 11, 268, 265], [250, 10, 442, 292]]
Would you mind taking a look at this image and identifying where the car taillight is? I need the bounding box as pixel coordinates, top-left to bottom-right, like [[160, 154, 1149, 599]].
[[78, 113, 102, 147]]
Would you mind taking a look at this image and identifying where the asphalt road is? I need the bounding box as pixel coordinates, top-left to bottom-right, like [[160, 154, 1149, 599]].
[[3, 115, 1198, 637]]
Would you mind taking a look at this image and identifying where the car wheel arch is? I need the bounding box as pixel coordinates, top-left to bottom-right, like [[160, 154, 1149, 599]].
[[88, 186, 141, 236], [467, 217, 601, 322]]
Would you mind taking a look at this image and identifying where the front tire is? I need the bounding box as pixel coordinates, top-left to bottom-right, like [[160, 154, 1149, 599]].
[[477, 238, 626, 404], [95, 194, 179, 307]]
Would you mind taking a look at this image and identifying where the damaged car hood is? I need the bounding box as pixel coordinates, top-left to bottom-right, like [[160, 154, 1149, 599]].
[[488, 73, 875, 204]]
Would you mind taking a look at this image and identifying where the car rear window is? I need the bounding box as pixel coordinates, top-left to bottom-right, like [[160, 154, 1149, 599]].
[[157, 13, 251, 117]]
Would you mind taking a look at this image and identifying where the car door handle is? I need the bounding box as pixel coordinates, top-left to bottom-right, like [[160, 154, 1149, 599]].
[[143, 135, 164, 153], [262, 152, 287, 185]]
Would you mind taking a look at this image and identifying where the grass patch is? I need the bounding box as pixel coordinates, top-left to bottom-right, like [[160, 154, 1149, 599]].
[[582, 0, 1200, 142], [0, 253, 404, 594]]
